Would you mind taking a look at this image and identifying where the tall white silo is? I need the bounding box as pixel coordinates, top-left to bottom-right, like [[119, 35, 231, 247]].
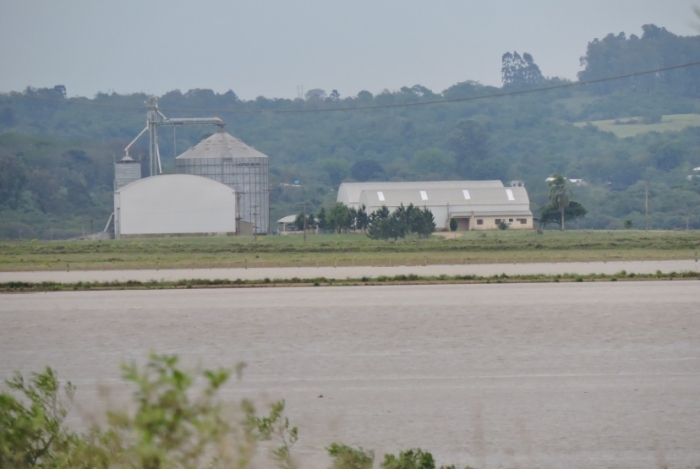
[[174, 129, 269, 234]]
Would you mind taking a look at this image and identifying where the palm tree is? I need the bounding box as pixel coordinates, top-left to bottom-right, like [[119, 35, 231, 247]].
[[548, 174, 572, 230]]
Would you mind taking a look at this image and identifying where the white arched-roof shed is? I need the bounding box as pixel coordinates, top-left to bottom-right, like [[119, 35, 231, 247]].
[[114, 175, 236, 239]]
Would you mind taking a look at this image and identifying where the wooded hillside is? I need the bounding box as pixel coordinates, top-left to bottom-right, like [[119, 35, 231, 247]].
[[1, 24, 700, 238]]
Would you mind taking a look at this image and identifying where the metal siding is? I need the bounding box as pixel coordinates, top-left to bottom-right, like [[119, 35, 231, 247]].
[[175, 131, 269, 234]]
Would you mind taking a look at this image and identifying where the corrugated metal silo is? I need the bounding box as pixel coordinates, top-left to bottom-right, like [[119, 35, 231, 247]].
[[175, 130, 269, 234], [114, 155, 142, 190]]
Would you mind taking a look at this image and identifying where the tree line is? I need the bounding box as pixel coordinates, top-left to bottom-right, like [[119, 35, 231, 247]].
[[293, 203, 436, 240]]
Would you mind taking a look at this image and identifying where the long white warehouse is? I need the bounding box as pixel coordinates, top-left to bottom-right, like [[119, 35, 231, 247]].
[[114, 174, 237, 239], [338, 181, 533, 230]]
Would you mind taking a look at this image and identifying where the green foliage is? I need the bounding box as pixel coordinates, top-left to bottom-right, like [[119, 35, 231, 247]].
[[623, 219, 633, 229], [497, 220, 509, 230], [83, 353, 256, 469], [548, 174, 573, 230], [247, 400, 298, 469], [322, 158, 350, 186], [0, 353, 305, 469], [539, 201, 587, 229], [326, 443, 374, 469], [328, 202, 352, 234], [381, 449, 435, 469], [367, 204, 435, 240], [501, 52, 544, 87], [578, 25, 700, 96], [449, 218, 458, 232], [0, 152, 27, 209], [0, 367, 76, 468], [351, 160, 385, 182], [412, 149, 452, 179]]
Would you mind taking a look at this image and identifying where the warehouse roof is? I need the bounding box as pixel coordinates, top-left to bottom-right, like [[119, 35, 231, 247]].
[[358, 186, 531, 216], [338, 180, 503, 206], [175, 129, 268, 160]]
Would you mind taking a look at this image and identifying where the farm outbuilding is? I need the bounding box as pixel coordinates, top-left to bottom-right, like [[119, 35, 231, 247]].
[[338, 181, 533, 230], [114, 174, 236, 239]]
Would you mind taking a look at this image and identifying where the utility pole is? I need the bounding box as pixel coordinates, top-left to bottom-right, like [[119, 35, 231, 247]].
[[303, 203, 307, 243], [645, 181, 649, 231]]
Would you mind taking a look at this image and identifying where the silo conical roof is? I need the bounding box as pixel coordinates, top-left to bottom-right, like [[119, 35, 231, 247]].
[[175, 129, 268, 160]]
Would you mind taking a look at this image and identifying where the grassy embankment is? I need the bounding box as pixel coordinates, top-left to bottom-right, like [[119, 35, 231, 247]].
[[0, 230, 699, 272], [2, 270, 699, 292], [573, 113, 700, 138]]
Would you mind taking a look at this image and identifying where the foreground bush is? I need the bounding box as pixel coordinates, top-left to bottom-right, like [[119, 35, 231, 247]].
[[1, 355, 472, 469]]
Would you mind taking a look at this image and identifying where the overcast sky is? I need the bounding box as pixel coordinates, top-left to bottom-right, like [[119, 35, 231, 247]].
[[1, 1, 698, 100]]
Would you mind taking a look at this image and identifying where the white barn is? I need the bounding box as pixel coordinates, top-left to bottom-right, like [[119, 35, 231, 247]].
[[338, 181, 533, 230], [114, 174, 237, 239]]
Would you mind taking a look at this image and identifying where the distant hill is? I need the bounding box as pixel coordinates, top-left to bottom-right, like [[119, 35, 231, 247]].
[[1, 24, 700, 237]]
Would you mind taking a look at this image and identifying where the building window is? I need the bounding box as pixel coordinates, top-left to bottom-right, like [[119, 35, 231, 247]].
[[509, 219, 513, 222], [519, 218, 527, 224], [495, 219, 501, 224], [477, 219, 483, 225]]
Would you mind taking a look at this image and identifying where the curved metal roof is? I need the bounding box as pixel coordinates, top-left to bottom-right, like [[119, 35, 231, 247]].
[[338, 180, 503, 206], [358, 186, 532, 216], [175, 129, 268, 160]]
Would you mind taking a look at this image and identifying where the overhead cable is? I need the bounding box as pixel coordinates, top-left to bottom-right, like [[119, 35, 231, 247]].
[[7, 60, 700, 115]]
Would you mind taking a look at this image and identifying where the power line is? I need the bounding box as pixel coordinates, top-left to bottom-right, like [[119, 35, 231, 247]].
[[7, 60, 700, 115]]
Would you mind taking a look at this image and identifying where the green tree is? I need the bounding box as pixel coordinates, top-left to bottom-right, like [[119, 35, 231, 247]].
[[367, 206, 391, 240], [294, 212, 306, 231], [413, 207, 436, 238], [316, 207, 328, 230], [328, 202, 352, 234], [538, 201, 587, 229], [548, 174, 572, 230], [355, 205, 369, 232], [449, 218, 458, 231]]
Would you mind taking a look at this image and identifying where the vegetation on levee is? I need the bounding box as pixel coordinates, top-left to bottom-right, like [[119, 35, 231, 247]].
[[0, 353, 471, 469], [0, 230, 699, 271], [2, 269, 699, 293]]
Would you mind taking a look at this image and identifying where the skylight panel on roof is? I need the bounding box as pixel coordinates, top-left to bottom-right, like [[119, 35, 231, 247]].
[[506, 189, 515, 201], [462, 190, 470, 200], [377, 191, 385, 201], [420, 190, 428, 201]]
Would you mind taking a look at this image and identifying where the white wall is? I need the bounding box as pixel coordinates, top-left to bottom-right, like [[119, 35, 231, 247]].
[[115, 175, 236, 238]]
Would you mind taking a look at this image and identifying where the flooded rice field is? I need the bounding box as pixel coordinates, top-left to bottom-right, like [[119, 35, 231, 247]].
[[1, 282, 699, 468]]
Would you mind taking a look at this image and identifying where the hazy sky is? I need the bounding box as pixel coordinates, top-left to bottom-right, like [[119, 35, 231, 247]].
[[1, 1, 698, 100]]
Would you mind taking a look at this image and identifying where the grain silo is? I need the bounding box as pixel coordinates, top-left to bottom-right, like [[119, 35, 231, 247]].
[[114, 155, 141, 190], [175, 129, 269, 234]]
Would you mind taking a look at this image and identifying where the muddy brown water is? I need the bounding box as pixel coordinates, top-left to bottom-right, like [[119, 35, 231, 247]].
[[1, 282, 699, 468]]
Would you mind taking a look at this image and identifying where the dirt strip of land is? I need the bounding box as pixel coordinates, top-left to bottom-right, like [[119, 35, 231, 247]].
[[0, 259, 697, 284]]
